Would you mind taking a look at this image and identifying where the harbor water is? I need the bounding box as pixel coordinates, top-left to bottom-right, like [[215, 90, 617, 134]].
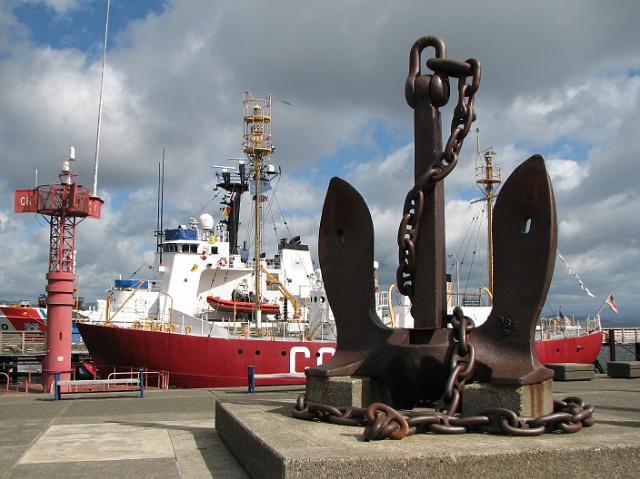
[[597, 344, 638, 372]]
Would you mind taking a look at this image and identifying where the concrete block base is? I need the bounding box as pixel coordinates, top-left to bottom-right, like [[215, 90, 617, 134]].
[[462, 379, 553, 417], [607, 361, 640, 378], [304, 376, 392, 408], [216, 398, 640, 479], [545, 363, 595, 381]]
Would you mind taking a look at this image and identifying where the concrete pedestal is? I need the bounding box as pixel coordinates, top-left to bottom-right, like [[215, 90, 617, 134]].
[[607, 361, 640, 378], [462, 379, 553, 417], [545, 363, 595, 381], [305, 376, 392, 408]]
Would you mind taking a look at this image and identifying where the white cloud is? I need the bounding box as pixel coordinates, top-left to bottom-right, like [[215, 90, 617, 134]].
[[19, 0, 83, 15], [547, 158, 590, 192], [1, 0, 639, 319]]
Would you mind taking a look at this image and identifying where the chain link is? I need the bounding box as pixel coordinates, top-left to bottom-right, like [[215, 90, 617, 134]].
[[292, 307, 595, 441], [397, 56, 481, 298]]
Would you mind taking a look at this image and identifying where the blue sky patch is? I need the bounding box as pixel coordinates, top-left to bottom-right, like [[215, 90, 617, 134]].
[[515, 137, 592, 162], [12, 1, 167, 59]]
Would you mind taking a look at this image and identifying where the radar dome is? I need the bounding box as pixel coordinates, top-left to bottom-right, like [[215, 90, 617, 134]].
[[199, 213, 214, 230]]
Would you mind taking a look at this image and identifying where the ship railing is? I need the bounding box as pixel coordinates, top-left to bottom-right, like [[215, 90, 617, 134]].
[[0, 332, 46, 355], [107, 369, 170, 390]]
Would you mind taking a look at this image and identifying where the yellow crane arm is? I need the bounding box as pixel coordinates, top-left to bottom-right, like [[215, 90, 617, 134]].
[[260, 265, 301, 320]]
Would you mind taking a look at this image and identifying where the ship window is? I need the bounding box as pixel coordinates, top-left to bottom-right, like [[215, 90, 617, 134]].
[[522, 216, 532, 235], [556, 348, 560, 353], [211, 246, 218, 254], [237, 349, 243, 354], [255, 350, 261, 356], [315, 352, 320, 357], [182, 244, 190, 253], [190, 244, 198, 254], [281, 351, 287, 356]]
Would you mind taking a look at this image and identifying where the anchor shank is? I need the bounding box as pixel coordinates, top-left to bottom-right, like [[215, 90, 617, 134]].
[[411, 99, 446, 330]]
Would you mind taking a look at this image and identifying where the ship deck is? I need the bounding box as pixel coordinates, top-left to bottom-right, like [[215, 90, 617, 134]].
[[0, 376, 639, 478]]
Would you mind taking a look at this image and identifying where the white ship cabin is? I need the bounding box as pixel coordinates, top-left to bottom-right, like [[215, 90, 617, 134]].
[[89, 214, 332, 339]]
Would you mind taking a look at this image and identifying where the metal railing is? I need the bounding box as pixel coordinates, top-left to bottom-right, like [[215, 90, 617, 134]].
[[106, 368, 170, 390], [0, 332, 46, 355], [602, 328, 640, 345]]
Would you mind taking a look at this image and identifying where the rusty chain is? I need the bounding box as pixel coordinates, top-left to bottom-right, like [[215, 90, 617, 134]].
[[293, 307, 595, 440], [396, 51, 481, 298]]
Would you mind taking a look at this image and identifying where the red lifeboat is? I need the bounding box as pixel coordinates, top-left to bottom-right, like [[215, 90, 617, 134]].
[[206, 296, 280, 315]]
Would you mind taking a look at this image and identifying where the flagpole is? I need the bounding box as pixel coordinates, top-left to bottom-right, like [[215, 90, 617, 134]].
[[593, 292, 611, 318]]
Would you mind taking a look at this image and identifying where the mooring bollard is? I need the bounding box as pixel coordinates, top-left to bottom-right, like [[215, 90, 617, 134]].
[[53, 371, 61, 401], [139, 368, 145, 398], [247, 365, 255, 393]]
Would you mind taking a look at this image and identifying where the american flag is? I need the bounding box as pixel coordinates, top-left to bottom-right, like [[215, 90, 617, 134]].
[[605, 294, 619, 314], [558, 309, 572, 326]]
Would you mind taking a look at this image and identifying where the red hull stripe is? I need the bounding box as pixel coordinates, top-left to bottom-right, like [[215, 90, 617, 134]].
[[77, 322, 334, 388], [77, 323, 603, 389]]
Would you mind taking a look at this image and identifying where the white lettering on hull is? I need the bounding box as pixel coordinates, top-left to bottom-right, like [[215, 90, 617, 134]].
[[289, 346, 336, 373]]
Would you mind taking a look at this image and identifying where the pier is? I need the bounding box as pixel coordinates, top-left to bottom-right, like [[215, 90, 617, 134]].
[[0, 376, 639, 478], [602, 327, 640, 361]]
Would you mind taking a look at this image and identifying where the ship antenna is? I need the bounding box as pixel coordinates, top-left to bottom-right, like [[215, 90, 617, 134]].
[[156, 148, 166, 265], [474, 128, 501, 302], [243, 92, 274, 331], [91, 0, 110, 197], [160, 148, 166, 263]]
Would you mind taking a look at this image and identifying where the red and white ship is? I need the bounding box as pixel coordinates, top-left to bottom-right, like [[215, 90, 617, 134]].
[[78, 93, 337, 387], [78, 101, 602, 389], [0, 302, 47, 332]]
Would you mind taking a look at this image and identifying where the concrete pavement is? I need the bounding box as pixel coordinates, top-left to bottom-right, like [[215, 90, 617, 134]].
[[1, 377, 639, 478], [0, 385, 302, 479]]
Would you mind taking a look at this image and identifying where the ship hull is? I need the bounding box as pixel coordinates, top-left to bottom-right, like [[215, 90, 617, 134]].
[[78, 323, 603, 388], [535, 330, 603, 365], [77, 322, 335, 388]]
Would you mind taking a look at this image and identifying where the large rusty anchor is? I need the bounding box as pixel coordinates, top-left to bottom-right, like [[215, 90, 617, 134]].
[[307, 36, 555, 409]]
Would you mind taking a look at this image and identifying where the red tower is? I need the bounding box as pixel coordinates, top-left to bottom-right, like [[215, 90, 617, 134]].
[[14, 148, 103, 392]]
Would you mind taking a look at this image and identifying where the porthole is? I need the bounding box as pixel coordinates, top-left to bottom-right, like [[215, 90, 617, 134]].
[[255, 350, 261, 356], [281, 351, 287, 356], [237, 349, 243, 355]]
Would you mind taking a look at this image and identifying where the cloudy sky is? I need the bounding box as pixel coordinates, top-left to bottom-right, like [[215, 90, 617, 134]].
[[0, 0, 638, 325]]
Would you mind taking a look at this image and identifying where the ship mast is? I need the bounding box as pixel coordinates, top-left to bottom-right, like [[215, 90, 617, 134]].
[[474, 129, 501, 303], [243, 92, 273, 331]]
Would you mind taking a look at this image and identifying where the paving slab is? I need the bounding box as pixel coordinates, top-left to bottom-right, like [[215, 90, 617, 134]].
[[7, 458, 181, 479], [0, 388, 246, 479], [217, 378, 640, 479], [20, 423, 175, 464]]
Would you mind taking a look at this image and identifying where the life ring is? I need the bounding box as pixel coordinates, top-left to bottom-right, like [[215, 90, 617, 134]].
[[185, 325, 192, 335], [217, 257, 228, 267]]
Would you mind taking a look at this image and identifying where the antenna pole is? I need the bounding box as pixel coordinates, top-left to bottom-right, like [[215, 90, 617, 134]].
[[160, 148, 165, 264], [474, 129, 501, 304], [91, 0, 110, 197], [243, 92, 273, 332]]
